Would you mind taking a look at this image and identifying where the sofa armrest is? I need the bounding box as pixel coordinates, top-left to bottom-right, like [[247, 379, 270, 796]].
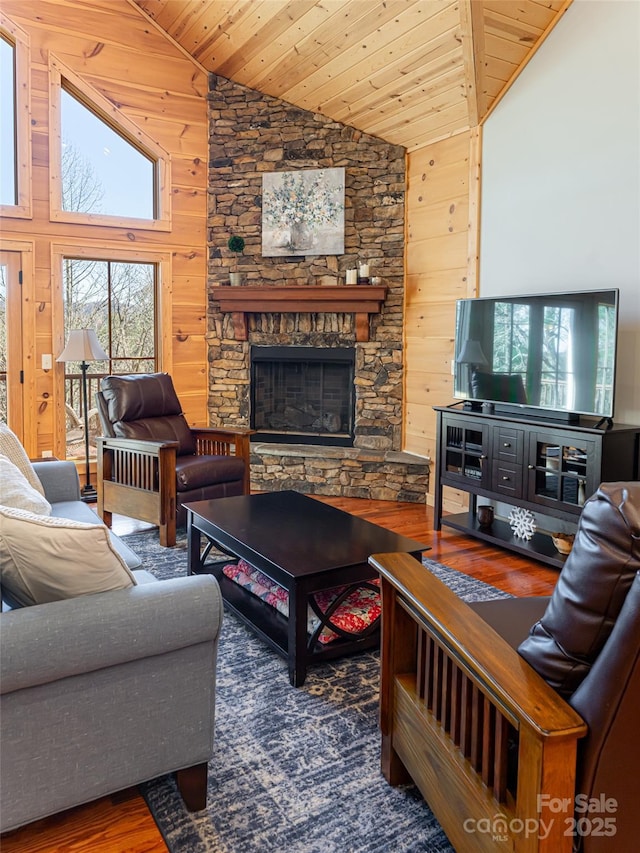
[[369, 552, 585, 735], [0, 575, 222, 695], [32, 459, 81, 503], [369, 551, 587, 853]]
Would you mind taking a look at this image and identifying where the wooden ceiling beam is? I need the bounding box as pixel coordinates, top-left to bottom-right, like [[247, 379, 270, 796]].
[[459, 0, 485, 127]]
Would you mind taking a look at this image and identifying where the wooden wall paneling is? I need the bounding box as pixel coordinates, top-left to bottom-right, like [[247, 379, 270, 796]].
[[48, 241, 67, 458], [32, 241, 55, 458], [407, 232, 469, 275], [466, 126, 482, 295], [0, 0, 208, 458], [172, 303, 206, 336], [405, 300, 459, 334], [406, 196, 469, 241], [403, 130, 478, 511], [0, 240, 36, 452], [405, 270, 470, 304], [171, 156, 208, 187]]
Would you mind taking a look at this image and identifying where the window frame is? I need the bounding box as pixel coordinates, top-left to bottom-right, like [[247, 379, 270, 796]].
[[49, 55, 171, 231], [0, 14, 32, 219], [52, 241, 173, 456]]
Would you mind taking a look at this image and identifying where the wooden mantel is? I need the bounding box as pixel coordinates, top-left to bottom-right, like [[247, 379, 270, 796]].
[[210, 285, 388, 342]]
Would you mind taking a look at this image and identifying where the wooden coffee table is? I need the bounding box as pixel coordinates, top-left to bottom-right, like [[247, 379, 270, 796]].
[[185, 490, 428, 686]]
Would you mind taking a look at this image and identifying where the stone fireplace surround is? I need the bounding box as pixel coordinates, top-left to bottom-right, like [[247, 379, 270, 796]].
[[205, 74, 429, 502], [251, 345, 356, 447], [208, 310, 429, 503]]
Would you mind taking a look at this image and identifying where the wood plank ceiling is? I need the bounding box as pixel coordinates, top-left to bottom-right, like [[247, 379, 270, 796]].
[[132, 0, 571, 150]]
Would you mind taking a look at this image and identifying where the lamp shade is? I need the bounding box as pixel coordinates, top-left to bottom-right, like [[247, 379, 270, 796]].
[[57, 329, 108, 363], [456, 339, 488, 366]]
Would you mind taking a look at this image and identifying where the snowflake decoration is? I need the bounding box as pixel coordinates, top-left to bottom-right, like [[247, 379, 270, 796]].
[[508, 507, 537, 540]]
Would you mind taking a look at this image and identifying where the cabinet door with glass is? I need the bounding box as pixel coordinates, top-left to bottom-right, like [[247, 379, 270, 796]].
[[526, 432, 598, 512], [440, 417, 490, 489]]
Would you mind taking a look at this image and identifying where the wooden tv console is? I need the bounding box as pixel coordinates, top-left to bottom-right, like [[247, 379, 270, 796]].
[[433, 404, 640, 568]]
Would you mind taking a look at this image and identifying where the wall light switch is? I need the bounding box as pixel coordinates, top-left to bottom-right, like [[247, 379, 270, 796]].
[[42, 353, 52, 370], [41, 450, 53, 458]]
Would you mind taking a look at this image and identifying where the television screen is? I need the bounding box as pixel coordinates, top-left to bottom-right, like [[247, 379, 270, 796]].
[[453, 289, 619, 419]]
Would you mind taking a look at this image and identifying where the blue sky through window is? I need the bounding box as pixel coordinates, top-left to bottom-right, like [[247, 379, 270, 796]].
[[0, 35, 16, 206], [61, 88, 154, 219]]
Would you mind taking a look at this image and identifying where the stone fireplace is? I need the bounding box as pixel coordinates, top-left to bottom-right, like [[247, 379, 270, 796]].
[[205, 73, 430, 502], [251, 346, 355, 447]]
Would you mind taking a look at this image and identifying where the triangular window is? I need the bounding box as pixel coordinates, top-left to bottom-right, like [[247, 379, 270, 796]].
[[49, 56, 170, 230], [61, 87, 155, 219]]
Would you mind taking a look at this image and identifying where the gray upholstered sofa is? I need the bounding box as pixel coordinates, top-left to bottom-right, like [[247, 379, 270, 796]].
[[34, 458, 141, 567], [0, 459, 224, 832]]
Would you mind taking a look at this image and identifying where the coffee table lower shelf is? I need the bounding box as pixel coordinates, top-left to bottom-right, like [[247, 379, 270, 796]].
[[209, 563, 382, 678]]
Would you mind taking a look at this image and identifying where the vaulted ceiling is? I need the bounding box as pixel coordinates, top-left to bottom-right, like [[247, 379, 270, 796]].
[[132, 0, 571, 151]]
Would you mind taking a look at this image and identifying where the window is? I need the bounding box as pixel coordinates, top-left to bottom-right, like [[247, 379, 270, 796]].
[[49, 55, 171, 230], [0, 35, 16, 206], [61, 87, 155, 219], [62, 257, 157, 458], [0, 14, 31, 217]]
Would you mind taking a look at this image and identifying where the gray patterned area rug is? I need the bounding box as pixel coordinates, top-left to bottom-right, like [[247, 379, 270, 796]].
[[123, 530, 510, 853]]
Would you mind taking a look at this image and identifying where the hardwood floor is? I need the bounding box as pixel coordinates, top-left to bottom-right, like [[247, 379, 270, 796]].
[[1, 496, 558, 853]]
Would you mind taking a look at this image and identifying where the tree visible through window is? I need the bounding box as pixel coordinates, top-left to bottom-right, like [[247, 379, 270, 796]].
[[62, 258, 156, 458], [57, 92, 158, 457]]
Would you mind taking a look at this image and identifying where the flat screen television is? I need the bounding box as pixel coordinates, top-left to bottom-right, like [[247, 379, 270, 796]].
[[453, 289, 619, 421]]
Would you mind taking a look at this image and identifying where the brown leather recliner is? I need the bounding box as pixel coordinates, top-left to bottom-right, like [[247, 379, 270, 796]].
[[370, 482, 640, 853], [96, 373, 252, 546]]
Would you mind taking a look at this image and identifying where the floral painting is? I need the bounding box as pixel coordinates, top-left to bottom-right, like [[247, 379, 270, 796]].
[[262, 168, 345, 256]]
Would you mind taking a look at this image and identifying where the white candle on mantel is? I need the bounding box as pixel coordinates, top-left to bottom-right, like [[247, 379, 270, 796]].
[[359, 264, 369, 278], [346, 269, 357, 284]]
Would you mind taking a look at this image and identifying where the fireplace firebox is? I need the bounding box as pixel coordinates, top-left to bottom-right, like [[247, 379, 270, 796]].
[[250, 346, 355, 446]]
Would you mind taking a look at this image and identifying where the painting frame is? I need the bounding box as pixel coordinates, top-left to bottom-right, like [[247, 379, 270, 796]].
[[262, 167, 345, 257]]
